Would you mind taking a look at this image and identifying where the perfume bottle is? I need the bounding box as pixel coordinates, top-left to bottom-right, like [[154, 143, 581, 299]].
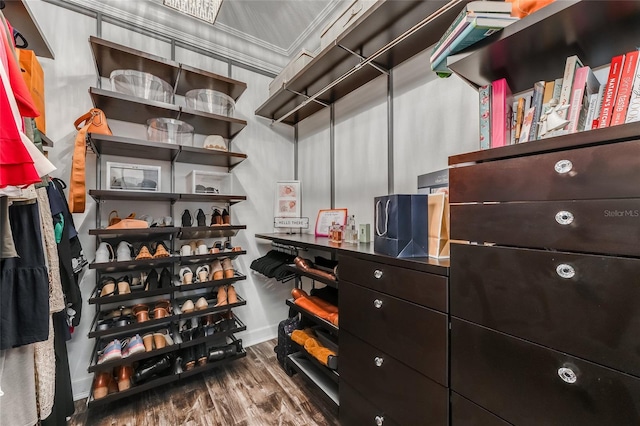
[[329, 221, 344, 244], [345, 215, 358, 243]]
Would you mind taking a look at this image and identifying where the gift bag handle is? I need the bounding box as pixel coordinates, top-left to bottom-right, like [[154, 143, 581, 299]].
[[375, 199, 390, 237]]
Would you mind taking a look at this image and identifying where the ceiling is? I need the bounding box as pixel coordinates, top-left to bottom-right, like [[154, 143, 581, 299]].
[[52, 0, 346, 72]]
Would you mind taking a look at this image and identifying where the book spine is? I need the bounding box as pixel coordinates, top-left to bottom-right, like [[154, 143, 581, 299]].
[[583, 93, 599, 131], [529, 81, 545, 141], [611, 50, 639, 126], [431, 17, 470, 63], [491, 78, 512, 148], [431, 7, 470, 61], [566, 66, 589, 133], [591, 84, 606, 129], [598, 54, 625, 128], [625, 58, 640, 123], [552, 78, 563, 102], [479, 84, 491, 150], [558, 55, 584, 120]]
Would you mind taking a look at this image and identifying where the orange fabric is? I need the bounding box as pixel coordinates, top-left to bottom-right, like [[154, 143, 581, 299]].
[[17, 49, 45, 132], [506, 0, 555, 18], [68, 109, 112, 213]]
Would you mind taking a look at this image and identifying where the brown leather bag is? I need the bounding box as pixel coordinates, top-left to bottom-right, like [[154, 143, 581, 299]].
[[68, 108, 112, 213]]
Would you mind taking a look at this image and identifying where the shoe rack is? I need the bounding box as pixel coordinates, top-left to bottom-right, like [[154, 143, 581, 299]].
[[85, 36, 251, 408], [255, 233, 340, 408]]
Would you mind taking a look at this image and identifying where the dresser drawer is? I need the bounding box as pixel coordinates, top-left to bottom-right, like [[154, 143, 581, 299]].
[[451, 392, 512, 426], [451, 243, 640, 377], [451, 318, 640, 426], [451, 199, 640, 257], [338, 255, 448, 312], [450, 139, 640, 202], [340, 381, 401, 426], [340, 330, 448, 426], [340, 280, 448, 385]]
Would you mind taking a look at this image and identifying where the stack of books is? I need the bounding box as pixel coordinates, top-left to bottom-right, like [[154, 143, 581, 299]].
[[430, 1, 518, 77], [479, 48, 640, 150]]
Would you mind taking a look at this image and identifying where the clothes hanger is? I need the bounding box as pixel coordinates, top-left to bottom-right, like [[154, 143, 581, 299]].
[[13, 29, 28, 49]]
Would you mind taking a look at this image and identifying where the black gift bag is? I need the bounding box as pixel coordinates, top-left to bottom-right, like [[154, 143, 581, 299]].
[[374, 194, 428, 258]]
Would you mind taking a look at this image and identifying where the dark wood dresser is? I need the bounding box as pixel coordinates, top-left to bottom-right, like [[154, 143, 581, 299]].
[[448, 127, 640, 425], [338, 251, 450, 426]]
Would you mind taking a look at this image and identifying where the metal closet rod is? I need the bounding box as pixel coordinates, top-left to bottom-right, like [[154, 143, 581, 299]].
[[274, 0, 463, 125]]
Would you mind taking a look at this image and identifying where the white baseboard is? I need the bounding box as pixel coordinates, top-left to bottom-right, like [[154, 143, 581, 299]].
[[72, 325, 278, 401]]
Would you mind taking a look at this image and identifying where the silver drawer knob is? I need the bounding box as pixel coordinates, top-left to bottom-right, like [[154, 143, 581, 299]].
[[556, 264, 576, 279], [374, 356, 384, 367], [373, 299, 383, 309], [375, 415, 384, 426], [555, 211, 574, 225], [374, 269, 383, 279], [554, 159, 573, 174], [558, 367, 577, 384]]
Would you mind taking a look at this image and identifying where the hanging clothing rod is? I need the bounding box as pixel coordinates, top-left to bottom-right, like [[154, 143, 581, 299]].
[[274, 0, 463, 125]]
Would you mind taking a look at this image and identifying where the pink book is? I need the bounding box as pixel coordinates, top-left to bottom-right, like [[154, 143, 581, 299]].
[[598, 54, 625, 128], [491, 78, 512, 148], [611, 50, 639, 126]]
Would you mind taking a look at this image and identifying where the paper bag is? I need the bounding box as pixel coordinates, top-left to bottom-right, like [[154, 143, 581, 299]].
[[428, 192, 450, 258], [374, 194, 428, 258]]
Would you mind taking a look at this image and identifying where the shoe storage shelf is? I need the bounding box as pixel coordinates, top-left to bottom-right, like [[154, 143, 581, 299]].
[[85, 36, 250, 407], [255, 233, 341, 408]]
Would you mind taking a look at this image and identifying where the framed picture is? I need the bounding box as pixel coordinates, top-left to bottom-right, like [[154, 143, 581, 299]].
[[274, 181, 301, 218], [315, 208, 348, 237], [106, 162, 161, 192]]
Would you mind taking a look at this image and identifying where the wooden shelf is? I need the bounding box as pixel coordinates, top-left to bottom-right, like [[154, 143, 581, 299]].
[[89, 36, 246, 100], [255, 0, 469, 125], [175, 295, 247, 319], [174, 273, 247, 292], [87, 374, 178, 408], [89, 88, 247, 139], [178, 348, 247, 380], [89, 256, 179, 272], [88, 226, 180, 241], [89, 313, 175, 339], [88, 285, 175, 306], [179, 251, 246, 266], [88, 133, 247, 167], [178, 315, 247, 349], [89, 190, 246, 205], [40, 133, 54, 148], [179, 225, 246, 240], [448, 0, 640, 93], [3, 0, 54, 59]]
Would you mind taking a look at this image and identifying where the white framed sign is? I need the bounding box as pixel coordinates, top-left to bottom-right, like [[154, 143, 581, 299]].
[[274, 217, 309, 228], [274, 181, 301, 218]]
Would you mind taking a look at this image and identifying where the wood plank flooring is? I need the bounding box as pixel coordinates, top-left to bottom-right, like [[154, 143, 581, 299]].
[[69, 339, 339, 426]]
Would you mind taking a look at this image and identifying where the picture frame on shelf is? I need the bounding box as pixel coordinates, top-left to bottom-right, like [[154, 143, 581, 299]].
[[315, 208, 348, 237], [274, 180, 301, 218], [106, 161, 161, 192]]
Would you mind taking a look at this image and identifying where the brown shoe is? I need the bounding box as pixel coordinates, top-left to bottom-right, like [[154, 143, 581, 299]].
[[153, 332, 167, 349], [115, 365, 134, 391], [214, 286, 227, 307], [221, 257, 234, 279], [142, 333, 154, 352], [152, 241, 170, 258], [132, 304, 149, 323], [210, 259, 224, 281], [227, 285, 238, 304], [135, 244, 152, 260], [92, 372, 113, 400]]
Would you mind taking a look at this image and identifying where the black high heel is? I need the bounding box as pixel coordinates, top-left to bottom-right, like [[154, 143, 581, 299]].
[[144, 269, 159, 291], [221, 208, 230, 225], [182, 209, 193, 227], [159, 268, 172, 288], [210, 208, 222, 226], [196, 208, 206, 227]]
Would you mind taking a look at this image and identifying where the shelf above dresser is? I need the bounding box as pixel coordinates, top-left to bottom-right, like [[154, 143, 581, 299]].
[[255, 0, 470, 125]]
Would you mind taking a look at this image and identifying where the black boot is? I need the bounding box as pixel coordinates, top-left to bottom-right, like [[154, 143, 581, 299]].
[[207, 342, 240, 362]]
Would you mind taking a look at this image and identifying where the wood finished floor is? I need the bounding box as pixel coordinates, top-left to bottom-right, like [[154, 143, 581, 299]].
[[70, 339, 338, 426]]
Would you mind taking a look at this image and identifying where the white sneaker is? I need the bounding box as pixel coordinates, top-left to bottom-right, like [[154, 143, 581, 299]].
[[95, 242, 113, 263], [116, 241, 132, 262]]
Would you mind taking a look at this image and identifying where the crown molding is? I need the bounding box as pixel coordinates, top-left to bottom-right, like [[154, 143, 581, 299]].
[[285, 0, 342, 57]]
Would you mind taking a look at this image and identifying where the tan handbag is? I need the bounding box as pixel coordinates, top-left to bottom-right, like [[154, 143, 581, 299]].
[[428, 192, 450, 259], [68, 109, 112, 213]]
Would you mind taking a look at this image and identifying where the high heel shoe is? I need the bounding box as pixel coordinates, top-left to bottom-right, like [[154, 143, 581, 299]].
[[221, 208, 230, 225], [195, 297, 209, 311], [227, 285, 238, 304], [115, 365, 134, 391], [180, 267, 194, 285], [196, 208, 206, 227], [117, 275, 131, 295], [144, 269, 159, 291], [214, 286, 227, 307], [209, 259, 223, 281], [99, 276, 117, 297], [196, 265, 210, 283], [92, 371, 115, 400], [159, 267, 172, 288], [133, 304, 150, 323], [152, 241, 171, 258], [221, 257, 234, 279]]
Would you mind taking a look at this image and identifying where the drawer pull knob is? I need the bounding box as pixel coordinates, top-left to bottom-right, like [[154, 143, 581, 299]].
[[556, 264, 576, 279], [374, 269, 383, 279], [374, 356, 384, 367], [555, 211, 574, 225], [558, 367, 577, 384], [375, 415, 385, 426], [373, 299, 383, 309], [555, 159, 573, 174]]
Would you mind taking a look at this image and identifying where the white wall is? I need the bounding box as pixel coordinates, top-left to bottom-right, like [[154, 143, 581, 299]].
[[30, 1, 294, 400], [296, 48, 479, 233]]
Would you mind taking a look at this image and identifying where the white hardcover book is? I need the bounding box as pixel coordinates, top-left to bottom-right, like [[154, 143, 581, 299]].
[[583, 93, 599, 131], [625, 62, 640, 123], [558, 55, 584, 120]]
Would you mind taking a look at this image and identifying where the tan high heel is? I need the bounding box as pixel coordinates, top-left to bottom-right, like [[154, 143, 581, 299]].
[[227, 285, 238, 304], [221, 257, 234, 279], [210, 259, 224, 280], [214, 286, 227, 307]]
